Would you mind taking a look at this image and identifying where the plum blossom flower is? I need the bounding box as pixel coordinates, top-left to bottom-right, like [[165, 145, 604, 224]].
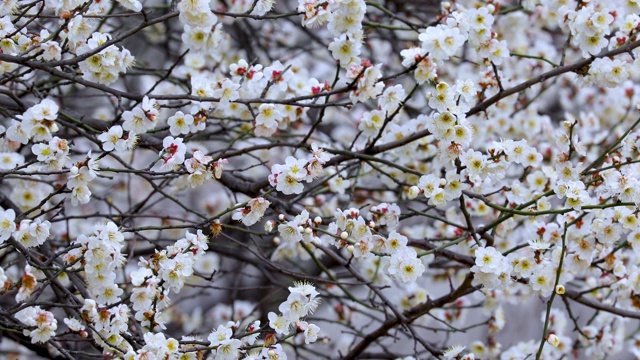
[[159, 136, 186, 170], [214, 78, 241, 106], [269, 156, 309, 195], [268, 312, 290, 335], [328, 34, 362, 67], [97, 125, 124, 151], [0, 207, 16, 242], [15, 306, 57, 343], [419, 25, 466, 61], [378, 84, 405, 114], [208, 323, 232, 347], [307, 143, 331, 178], [302, 322, 320, 344], [232, 197, 271, 226], [255, 103, 283, 137], [167, 111, 194, 136], [0, 152, 23, 170], [386, 247, 425, 283]]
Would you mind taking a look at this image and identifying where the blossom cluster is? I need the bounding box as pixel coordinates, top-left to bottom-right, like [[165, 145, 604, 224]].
[[5, 0, 640, 359], [15, 306, 57, 344], [268, 282, 321, 343], [6, 99, 59, 144], [77, 32, 134, 85], [269, 144, 330, 195], [66, 221, 127, 305], [67, 154, 99, 206], [128, 230, 209, 330]]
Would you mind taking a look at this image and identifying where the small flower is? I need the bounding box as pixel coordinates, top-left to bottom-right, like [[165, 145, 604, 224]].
[[97, 125, 123, 151], [387, 248, 425, 283], [302, 322, 320, 344], [167, 111, 194, 136], [547, 334, 560, 347], [0, 208, 16, 242], [208, 324, 232, 347], [214, 78, 240, 105], [232, 197, 271, 226], [473, 246, 504, 273], [328, 34, 362, 67], [63, 317, 85, 332], [255, 104, 282, 137], [378, 84, 405, 113], [268, 312, 290, 335], [159, 136, 186, 170]]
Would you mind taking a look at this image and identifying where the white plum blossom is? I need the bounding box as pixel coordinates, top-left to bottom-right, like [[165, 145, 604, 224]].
[[77, 32, 134, 85], [159, 136, 187, 170], [15, 306, 57, 343], [269, 156, 310, 195], [255, 103, 283, 137], [232, 197, 271, 226], [419, 25, 466, 61], [97, 125, 125, 151], [0, 208, 16, 242], [167, 111, 194, 136], [6, 1, 640, 359], [386, 247, 425, 283]]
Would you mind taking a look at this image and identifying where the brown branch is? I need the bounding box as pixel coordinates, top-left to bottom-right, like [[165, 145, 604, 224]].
[[343, 273, 478, 360]]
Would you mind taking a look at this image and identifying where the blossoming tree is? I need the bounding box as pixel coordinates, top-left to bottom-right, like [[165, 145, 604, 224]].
[[1, 0, 640, 359]]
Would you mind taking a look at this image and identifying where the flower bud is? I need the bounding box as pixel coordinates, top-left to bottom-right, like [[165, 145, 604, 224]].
[[313, 216, 322, 226], [547, 334, 560, 347], [264, 220, 275, 232], [436, 82, 449, 93], [70, 166, 79, 175], [340, 231, 348, 239], [304, 227, 313, 235], [346, 244, 354, 253], [273, 237, 281, 246], [278, 214, 285, 221], [210, 220, 222, 237], [60, 10, 73, 19], [263, 333, 276, 347], [407, 185, 420, 199]]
